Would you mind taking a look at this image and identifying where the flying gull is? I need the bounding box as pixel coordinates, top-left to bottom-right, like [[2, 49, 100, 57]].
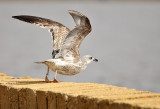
[[12, 10, 98, 83]]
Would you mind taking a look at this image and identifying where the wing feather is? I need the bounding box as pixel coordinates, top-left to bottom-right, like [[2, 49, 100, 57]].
[[12, 15, 70, 51], [56, 10, 91, 62]]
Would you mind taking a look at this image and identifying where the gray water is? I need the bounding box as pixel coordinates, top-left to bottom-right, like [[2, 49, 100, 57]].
[[0, 1, 160, 93]]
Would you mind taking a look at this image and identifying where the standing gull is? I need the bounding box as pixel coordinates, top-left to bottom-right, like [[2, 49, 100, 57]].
[[12, 10, 98, 82]]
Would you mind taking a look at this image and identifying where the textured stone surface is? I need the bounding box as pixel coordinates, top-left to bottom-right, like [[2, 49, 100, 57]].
[[0, 73, 160, 109], [37, 90, 48, 109]]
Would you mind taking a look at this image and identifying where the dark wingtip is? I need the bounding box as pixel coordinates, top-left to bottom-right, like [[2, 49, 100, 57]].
[[11, 15, 36, 23], [12, 16, 20, 19], [12, 16, 16, 18], [12, 15, 23, 20]]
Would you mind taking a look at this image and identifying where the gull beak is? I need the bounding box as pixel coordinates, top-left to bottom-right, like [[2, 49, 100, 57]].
[[93, 58, 98, 62]]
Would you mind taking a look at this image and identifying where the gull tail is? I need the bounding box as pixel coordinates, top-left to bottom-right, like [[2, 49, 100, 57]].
[[34, 62, 44, 64]]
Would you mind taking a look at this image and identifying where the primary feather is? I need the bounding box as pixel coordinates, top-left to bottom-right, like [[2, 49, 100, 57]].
[[56, 10, 92, 62], [12, 15, 70, 56]]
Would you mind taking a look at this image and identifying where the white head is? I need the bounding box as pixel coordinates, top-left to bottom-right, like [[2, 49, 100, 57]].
[[81, 55, 98, 64]]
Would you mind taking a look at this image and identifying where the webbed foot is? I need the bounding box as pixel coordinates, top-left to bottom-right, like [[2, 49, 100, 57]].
[[45, 75, 50, 83], [53, 78, 58, 83]]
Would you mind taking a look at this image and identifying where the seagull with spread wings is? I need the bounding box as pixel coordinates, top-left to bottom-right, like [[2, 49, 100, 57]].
[[12, 10, 98, 83]]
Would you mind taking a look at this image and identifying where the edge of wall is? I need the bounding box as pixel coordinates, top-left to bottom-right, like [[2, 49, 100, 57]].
[[0, 73, 160, 109]]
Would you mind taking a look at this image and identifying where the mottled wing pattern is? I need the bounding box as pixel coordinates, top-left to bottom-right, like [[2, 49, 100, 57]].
[[57, 10, 92, 62], [12, 15, 70, 51], [69, 10, 87, 27]]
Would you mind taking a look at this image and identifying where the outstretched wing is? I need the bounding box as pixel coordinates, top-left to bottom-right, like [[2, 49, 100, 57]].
[[56, 10, 92, 62], [12, 15, 70, 52]]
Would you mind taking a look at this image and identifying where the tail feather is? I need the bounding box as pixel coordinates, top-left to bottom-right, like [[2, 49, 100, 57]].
[[34, 62, 44, 64]]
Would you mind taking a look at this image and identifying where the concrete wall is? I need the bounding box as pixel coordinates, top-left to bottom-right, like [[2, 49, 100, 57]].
[[0, 73, 160, 109]]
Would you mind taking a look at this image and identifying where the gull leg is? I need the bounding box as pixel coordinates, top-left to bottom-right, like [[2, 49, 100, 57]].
[[53, 70, 58, 83], [45, 67, 50, 83]]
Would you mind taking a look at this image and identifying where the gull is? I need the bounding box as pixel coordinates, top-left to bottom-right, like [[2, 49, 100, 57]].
[[12, 10, 98, 83]]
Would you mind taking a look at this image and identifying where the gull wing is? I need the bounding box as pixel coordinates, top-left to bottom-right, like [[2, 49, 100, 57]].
[[57, 10, 91, 62], [12, 15, 70, 52]]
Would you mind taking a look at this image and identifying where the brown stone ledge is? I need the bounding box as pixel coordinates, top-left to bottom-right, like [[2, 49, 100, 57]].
[[0, 73, 160, 109]]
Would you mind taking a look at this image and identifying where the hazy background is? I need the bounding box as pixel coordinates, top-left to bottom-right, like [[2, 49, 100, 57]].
[[0, 1, 160, 93]]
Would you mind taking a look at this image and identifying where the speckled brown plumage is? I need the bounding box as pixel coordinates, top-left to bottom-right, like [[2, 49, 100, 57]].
[[12, 15, 70, 53], [56, 10, 92, 63]]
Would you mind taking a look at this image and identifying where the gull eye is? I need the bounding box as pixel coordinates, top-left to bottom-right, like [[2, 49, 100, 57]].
[[89, 57, 92, 59]]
